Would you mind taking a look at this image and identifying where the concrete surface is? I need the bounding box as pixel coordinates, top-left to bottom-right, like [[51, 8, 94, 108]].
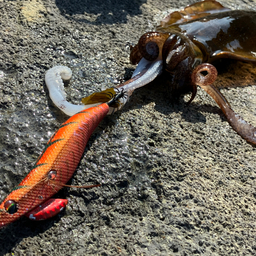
[[0, 0, 256, 255]]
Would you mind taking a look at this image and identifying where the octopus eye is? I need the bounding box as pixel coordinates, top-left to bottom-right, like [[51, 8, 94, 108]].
[[4, 200, 18, 214], [48, 170, 57, 180]]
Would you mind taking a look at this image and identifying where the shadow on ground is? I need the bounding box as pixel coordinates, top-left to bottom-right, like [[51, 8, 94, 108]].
[[55, 0, 147, 24]]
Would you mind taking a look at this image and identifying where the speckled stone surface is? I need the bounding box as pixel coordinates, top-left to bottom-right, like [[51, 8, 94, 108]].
[[0, 0, 256, 255]]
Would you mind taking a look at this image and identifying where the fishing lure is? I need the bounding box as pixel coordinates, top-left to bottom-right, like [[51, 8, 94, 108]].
[[46, 0, 256, 145], [0, 93, 123, 228], [45, 66, 127, 116]]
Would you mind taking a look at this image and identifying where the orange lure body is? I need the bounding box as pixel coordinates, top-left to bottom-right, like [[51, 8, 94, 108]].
[[0, 103, 109, 228]]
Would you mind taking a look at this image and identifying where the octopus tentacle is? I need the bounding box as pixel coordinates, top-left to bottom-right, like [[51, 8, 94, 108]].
[[186, 83, 197, 105], [138, 32, 169, 61], [130, 44, 143, 65], [192, 63, 256, 145], [162, 34, 188, 71], [191, 63, 218, 87]]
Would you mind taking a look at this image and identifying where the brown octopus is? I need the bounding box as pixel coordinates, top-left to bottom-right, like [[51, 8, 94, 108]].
[[82, 0, 256, 145]]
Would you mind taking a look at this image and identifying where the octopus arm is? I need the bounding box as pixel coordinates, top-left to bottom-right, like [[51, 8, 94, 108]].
[[192, 63, 256, 145]]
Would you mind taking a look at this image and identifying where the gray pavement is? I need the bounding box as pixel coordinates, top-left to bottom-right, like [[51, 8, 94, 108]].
[[0, 0, 256, 255]]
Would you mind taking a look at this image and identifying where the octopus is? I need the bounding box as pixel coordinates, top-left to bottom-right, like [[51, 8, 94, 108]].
[[46, 0, 256, 145]]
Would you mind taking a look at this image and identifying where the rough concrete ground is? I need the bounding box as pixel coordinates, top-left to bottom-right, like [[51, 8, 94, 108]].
[[0, 0, 256, 255]]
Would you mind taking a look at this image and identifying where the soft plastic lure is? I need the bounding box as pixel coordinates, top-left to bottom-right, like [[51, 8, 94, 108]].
[[46, 0, 256, 145], [45, 66, 128, 116], [0, 101, 117, 228]]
